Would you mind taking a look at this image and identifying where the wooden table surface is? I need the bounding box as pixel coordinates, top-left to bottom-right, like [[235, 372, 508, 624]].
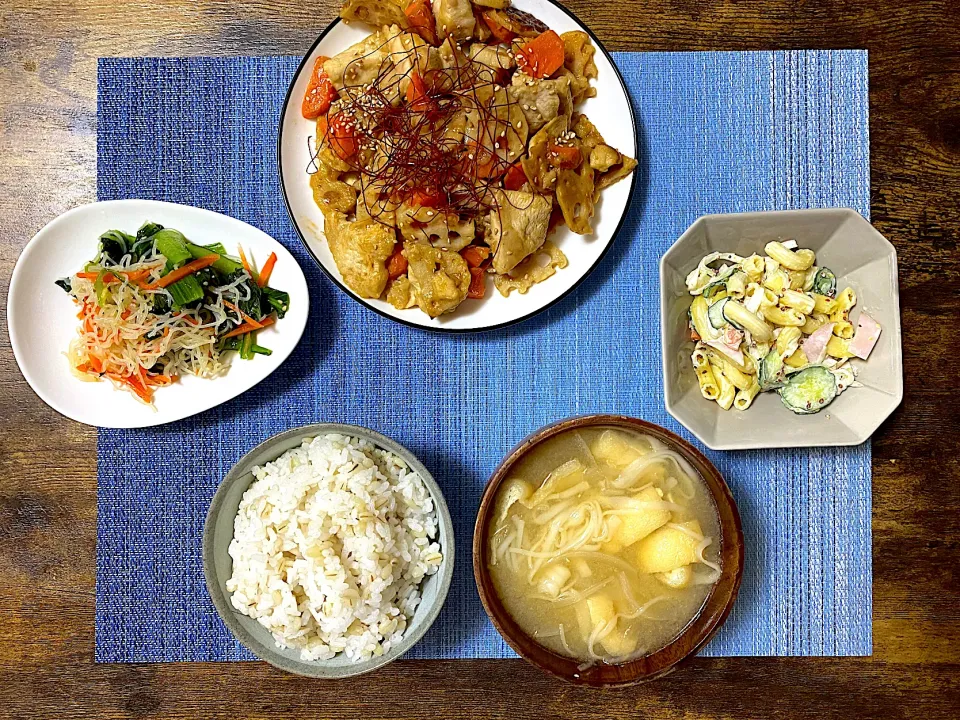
[[1, 1, 958, 717]]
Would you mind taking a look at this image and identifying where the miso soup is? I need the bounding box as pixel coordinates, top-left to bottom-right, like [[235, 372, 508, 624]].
[[487, 427, 722, 665]]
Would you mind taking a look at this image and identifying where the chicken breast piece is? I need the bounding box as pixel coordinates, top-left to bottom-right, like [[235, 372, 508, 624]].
[[487, 190, 552, 274], [404, 241, 471, 317], [323, 31, 390, 90], [325, 211, 397, 298], [508, 75, 572, 134], [432, 0, 476, 40]]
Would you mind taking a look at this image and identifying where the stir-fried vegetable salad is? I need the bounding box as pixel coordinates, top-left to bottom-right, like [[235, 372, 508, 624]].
[[57, 222, 289, 404]]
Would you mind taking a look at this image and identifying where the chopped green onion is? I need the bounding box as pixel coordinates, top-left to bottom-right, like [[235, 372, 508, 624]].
[[251, 344, 272, 356]]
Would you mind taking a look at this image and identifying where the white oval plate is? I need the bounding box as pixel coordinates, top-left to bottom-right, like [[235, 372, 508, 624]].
[[278, 0, 638, 332], [7, 200, 310, 428]]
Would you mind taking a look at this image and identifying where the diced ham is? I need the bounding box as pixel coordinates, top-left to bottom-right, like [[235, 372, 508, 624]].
[[705, 340, 745, 366], [722, 327, 744, 348], [849, 312, 882, 359], [800, 322, 836, 364]]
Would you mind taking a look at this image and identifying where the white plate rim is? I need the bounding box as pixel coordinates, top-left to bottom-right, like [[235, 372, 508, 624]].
[[277, 0, 639, 334], [7, 199, 311, 428]]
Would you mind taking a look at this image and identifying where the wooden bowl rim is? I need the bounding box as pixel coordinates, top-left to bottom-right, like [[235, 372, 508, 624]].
[[473, 414, 745, 687]]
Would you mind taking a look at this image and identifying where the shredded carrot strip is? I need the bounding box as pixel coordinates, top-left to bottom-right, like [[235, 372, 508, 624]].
[[143, 255, 218, 290], [238, 245, 258, 283], [257, 252, 277, 288], [223, 315, 275, 339], [222, 299, 263, 328]]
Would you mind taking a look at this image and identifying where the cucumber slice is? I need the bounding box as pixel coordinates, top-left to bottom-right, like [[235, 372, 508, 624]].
[[758, 350, 786, 391], [708, 298, 729, 329], [779, 365, 838, 414], [701, 267, 735, 298], [812, 267, 837, 298], [722, 301, 745, 331]]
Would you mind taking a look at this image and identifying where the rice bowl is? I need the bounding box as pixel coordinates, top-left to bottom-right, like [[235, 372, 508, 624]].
[[225, 433, 443, 661], [205, 424, 454, 677]]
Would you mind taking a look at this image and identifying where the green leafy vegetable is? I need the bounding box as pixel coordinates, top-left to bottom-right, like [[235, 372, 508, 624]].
[[185, 241, 242, 276], [168, 275, 205, 307], [202, 242, 228, 255], [239, 331, 255, 360], [137, 222, 164, 240], [153, 229, 193, 270], [98, 230, 135, 263], [261, 286, 290, 319], [55, 277, 72, 293], [152, 293, 171, 315], [219, 336, 241, 352], [93, 271, 111, 306], [130, 222, 163, 259]]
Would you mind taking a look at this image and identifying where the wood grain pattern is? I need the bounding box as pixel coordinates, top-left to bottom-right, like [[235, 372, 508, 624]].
[[1, 0, 958, 717]]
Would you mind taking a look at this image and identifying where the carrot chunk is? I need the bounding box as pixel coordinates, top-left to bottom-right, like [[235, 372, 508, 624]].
[[386, 244, 408, 280], [405, 0, 438, 45], [516, 30, 565, 79], [467, 267, 486, 299], [302, 56, 337, 119]]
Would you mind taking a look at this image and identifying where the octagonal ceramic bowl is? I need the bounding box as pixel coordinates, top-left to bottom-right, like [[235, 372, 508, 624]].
[[660, 208, 903, 450]]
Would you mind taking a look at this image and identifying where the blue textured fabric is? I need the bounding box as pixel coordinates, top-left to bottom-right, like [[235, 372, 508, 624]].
[[95, 51, 872, 662]]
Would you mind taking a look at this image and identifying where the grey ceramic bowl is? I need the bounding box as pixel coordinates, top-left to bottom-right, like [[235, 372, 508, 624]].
[[660, 208, 903, 450], [203, 423, 455, 678]]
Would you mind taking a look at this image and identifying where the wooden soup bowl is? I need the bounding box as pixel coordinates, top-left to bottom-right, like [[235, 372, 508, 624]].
[[473, 414, 745, 687]]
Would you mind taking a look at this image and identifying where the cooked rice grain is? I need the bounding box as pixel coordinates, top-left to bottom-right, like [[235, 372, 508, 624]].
[[225, 434, 443, 661]]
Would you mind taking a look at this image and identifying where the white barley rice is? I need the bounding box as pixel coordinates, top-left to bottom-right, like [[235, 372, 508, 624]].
[[225, 433, 443, 661]]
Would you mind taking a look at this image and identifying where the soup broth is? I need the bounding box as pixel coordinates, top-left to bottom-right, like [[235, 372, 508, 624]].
[[487, 427, 722, 665]]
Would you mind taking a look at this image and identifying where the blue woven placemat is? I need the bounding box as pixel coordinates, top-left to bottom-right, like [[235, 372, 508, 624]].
[[95, 50, 872, 661]]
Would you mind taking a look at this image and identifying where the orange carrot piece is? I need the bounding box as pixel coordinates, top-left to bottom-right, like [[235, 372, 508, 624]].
[[481, 11, 516, 44], [108, 372, 153, 403], [386, 244, 408, 280], [223, 299, 263, 329], [460, 245, 491, 268], [467, 267, 486, 299], [406, 70, 432, 111], [76, 268, 152, 285], [410, 187, 445, 207], [223, 315, 276, 339], [237, 245, 257, 281], [503, 162, 527, 190], [302, 56, 337, 119], [547, 142, 582, 168], [143, 255, 219, 290], [328, 112, 359, 160], [257, 252, 277, 287], [516, 30, 565, 79], [405, 0, 438, 45]]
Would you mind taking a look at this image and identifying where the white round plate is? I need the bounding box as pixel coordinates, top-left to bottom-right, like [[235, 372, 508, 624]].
[[278, 0, 638, 332], [7, 199, 310, 428]]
